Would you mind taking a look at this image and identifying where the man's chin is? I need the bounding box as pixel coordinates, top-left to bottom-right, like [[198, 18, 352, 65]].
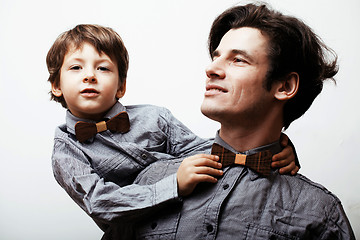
[[200, 104, 222, 122]]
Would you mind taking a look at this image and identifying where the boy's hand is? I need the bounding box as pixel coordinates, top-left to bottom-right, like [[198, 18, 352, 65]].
[[177, 154, 223, 197], [271, 134, 299, 175]]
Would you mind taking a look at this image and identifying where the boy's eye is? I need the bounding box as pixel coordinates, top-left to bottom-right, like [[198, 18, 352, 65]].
[[98, 66, 110, 71], [70, 65, 81, 70]]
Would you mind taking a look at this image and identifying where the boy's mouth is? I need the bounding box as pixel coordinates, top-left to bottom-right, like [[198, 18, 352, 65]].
[[80, 88, 99, 97]]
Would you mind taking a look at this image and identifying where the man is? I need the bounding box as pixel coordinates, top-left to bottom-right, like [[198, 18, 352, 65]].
[[131, 3, 355, 239]]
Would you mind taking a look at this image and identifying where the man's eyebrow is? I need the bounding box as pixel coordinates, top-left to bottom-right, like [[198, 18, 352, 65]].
[[231, 49, 255, 63], [211, 50, 220, 58], [211, 49, 255, 63]]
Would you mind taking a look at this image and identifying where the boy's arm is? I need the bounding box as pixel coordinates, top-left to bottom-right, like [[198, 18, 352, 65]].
[[161, 108, 213, 157], [52, 138, 180, 225]]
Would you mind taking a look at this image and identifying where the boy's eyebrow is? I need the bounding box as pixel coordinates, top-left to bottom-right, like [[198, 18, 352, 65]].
[[65, 57, 114, 65]]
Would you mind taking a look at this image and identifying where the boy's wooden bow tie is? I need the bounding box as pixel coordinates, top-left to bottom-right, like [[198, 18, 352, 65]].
[[75, 111, 130, 143], [211, 143, 273, 177]]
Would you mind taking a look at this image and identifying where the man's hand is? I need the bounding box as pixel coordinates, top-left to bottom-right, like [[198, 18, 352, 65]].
[[271, 134, 299, 175], [177, 154, 223, 197]]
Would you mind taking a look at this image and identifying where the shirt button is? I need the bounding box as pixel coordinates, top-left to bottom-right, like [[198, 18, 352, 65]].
[[141, 153, 148, 160], [206, 224, 213, 233], [223, 184, 229, 190]]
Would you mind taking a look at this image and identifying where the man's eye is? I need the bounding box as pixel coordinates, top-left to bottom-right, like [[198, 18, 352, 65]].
[[233, 58, 248, 65]]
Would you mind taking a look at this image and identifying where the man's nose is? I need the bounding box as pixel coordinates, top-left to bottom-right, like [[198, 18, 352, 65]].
[[205, 58, 225, 80]]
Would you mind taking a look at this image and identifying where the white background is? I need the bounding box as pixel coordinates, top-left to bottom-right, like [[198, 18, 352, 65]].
[[0, 0, 359, 239]]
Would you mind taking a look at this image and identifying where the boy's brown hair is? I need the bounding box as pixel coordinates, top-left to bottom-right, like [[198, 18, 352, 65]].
[[46, 24, 129, 108]]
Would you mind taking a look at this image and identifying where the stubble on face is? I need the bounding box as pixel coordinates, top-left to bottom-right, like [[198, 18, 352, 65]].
[[201, 27, 272, 127]]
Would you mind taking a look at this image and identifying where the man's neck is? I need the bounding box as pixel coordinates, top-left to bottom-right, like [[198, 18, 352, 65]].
[[219, 117, 283, 153]]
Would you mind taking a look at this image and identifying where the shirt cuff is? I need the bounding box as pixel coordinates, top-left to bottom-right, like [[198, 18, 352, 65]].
[[154, 173, 179, 204]]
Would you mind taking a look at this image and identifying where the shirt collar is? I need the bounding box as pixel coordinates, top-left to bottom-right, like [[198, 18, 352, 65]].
[[214, 130, 282, 155], [65, 101, 127, 136]]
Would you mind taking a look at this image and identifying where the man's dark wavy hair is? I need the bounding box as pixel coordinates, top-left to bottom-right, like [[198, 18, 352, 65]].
[[208, 3, 338, 129]]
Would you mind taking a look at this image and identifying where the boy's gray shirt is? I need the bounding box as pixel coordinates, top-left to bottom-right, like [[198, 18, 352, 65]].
[[51, 101, 212, 233]]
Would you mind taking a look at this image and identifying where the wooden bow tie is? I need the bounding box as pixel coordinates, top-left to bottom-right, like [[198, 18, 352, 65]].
[[211, 143, 273, 177], [75, 111, 130, 143]]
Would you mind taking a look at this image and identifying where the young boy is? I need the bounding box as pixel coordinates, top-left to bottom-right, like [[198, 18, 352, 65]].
[[48, 24, 298, 235]]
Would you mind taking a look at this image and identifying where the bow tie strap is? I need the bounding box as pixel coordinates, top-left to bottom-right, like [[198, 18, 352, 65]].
[[75, 111, 130, 143], [96, 121, 107, 132], [211, 143, 273, 177]]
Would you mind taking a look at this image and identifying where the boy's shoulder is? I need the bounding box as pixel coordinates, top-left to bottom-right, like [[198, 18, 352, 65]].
[[125, 104, 168, 111], [125, 104, 171, 117], [54, 123, 73, 141]]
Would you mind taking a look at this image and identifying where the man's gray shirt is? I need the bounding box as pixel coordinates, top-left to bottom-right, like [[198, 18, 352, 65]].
[[133, 132, 355, 239], [51, 102, 212, 238]]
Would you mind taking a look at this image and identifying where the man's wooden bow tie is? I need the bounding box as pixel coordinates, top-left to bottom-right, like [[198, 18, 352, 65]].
[[211, 143, 273, 177], [75, 111, 130, 143]]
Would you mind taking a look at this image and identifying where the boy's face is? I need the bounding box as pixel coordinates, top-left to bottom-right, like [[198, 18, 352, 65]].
[[52, 42, 124, 121]]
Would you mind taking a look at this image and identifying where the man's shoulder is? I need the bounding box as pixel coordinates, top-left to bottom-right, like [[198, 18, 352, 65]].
[[276, 173, 342, 206]]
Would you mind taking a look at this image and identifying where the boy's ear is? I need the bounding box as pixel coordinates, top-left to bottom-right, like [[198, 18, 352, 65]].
[[51, 84, 63, 97], [116, 81, 126, 99], [274, 72, 299, 101]]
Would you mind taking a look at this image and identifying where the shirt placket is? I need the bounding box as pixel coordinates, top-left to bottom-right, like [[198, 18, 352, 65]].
[[202, 167, 245, 240]]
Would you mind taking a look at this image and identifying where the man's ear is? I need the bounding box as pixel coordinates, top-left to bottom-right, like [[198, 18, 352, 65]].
[[116, 81, 126, 99], [51, 84, 63, 97], [274, 72, 299, 101]]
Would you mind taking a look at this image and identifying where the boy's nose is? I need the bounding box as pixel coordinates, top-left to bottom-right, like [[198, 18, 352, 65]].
[[83, 76, 97, 83], [83, 72, 97, 83]]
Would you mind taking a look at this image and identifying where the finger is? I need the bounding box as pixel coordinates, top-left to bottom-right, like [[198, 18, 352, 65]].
[[192, 158, 222, 169], [272, 146, 292, 161], [271, 158, 291, 168], [280, 133, 289, 147], [278, 162, 296, 174], [189, 154, 220, 161], [291, 166, 300, 175], [192, 174, 219, 184], [195, 166, 224, 177]]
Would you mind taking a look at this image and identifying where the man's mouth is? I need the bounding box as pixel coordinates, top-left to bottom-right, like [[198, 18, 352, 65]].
[[205, 84, 228, 93]]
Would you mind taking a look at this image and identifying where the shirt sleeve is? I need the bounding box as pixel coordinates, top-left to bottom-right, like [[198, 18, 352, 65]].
[[160, 108, 213, 157], [52, 138, 179, 225]]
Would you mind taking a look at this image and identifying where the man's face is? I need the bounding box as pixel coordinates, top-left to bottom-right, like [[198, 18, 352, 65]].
[[201, 27, 274, 125], [52, 42, 123, 120]]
